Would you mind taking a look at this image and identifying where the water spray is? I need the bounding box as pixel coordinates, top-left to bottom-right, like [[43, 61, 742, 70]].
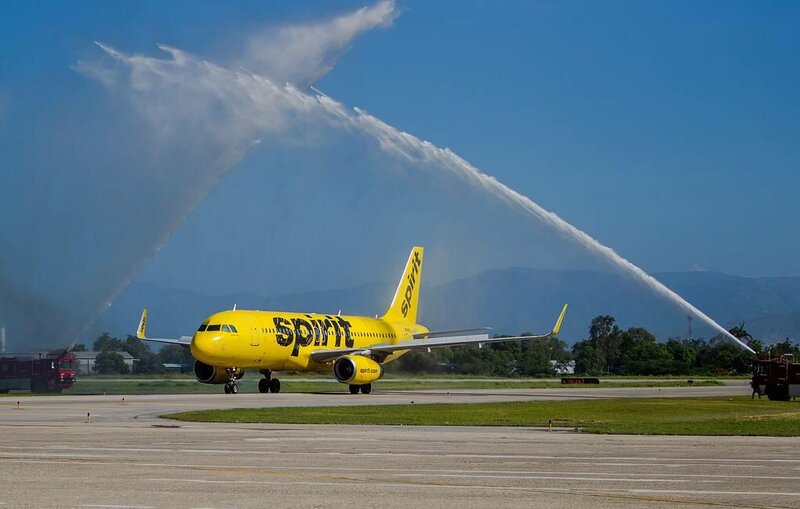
[[315, 96, 755, 354]]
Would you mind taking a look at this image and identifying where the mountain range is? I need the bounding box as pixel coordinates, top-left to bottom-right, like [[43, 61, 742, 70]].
[[90, 268, 800, 345]]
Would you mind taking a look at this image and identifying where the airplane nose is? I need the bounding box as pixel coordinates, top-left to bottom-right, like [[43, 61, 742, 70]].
[[191, 333, 218, 364]]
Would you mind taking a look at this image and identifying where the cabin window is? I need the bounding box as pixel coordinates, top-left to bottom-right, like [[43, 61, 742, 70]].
[[206, 324, 221, 331], [229, 325, 238, 333], [222, 325, 232, 333], [197, 324, 208, 332]]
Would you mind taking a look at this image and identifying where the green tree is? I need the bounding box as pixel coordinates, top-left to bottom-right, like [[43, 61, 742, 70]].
[[665, 338, 697, 373], [518, 336, 571, 377], [93, 333, 124, 352], [121, 336, 164, 374], [391, 350, 440, 373], [589, 315, 621, 372], [617, 327, 671, 375], [769, 338, 800, 358], [572, 340, 605, 375], [728, 322, 763, 354], [158, 344, 195, 366], [94, 351, 130, 374]]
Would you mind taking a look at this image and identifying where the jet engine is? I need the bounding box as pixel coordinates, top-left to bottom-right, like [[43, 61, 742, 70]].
[[333, 355, 383, 385], [194, 360, 245, 384]]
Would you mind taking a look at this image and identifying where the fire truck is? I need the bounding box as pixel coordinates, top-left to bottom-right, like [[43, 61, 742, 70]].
[[751, 354, 799, 401], [0, 352, 77, 393]]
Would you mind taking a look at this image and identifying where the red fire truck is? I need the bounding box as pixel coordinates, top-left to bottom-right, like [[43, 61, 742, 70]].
[[751, 354, 799, 401], [0, 352, 77, 393]]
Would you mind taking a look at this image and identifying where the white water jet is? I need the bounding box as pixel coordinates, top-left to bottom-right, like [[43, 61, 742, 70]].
[[315, 96, 755, 353]]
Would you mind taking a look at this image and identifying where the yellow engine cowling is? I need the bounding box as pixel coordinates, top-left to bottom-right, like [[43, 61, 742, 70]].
[[333, 355, 383, 385], [194, 361, 245, 384]]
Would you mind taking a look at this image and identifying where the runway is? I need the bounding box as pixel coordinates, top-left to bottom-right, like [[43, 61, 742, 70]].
[[2, 383, 799, 508]]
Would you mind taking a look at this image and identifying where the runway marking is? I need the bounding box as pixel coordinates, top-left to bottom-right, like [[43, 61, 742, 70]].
[[244, 437, 380, 442], [396, 473, 698, 483], [10, 456, 798, 487], [5, 443, 799, 465], [151, 477, 800, 501], [146, 477, 612, 492], [0, 452, 112, 459], [630, 489, 800, 497], [78, 505, 156, 508], [571, 461, 768, 470]]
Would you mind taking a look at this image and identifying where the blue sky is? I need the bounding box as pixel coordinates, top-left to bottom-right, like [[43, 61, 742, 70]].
[[3, 1, 798, 278], [318, 1, 800, 277], [1, 1, 799, 342]]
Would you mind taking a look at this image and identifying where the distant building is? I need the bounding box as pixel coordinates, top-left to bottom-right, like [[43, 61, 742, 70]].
[[163, 363, 192, 373], [550, 360, 576, 375], [72, 351, 135, 374]]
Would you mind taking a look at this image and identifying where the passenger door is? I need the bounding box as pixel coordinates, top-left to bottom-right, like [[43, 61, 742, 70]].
[[251, 325, 260, 347]]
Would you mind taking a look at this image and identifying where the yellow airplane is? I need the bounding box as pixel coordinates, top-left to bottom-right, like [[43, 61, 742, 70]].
[[136, 247, 568, 394]]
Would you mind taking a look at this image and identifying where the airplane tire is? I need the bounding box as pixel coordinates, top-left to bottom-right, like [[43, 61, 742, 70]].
[[224, 384, 231, 394], [349, 384, 360, 394], [258, 378, 269, 393], [230, 383, 239, 394], [269, 378, 281, 393], [361, 384, 372, 395]]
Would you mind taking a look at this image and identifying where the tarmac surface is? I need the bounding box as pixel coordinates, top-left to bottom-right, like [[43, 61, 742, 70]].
[[2, 382, 799, 509]]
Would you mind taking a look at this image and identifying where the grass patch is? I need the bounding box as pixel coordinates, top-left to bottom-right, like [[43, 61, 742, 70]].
[[164, 396, 800, 436]]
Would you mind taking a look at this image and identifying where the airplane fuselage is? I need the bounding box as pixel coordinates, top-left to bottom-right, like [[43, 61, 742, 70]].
[[191, 310, 428, 371]]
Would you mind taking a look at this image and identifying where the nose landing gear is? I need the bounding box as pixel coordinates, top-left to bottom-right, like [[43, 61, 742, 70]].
[[224, 367, 240, 394], [258, 370, 281, 393]]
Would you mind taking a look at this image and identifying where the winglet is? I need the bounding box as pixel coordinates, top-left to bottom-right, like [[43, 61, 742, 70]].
[[136, 309, 148, 339], [552, 304, 568, 335]]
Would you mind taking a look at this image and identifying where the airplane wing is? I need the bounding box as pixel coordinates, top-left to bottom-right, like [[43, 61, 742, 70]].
[[413, 327, 492, 339], [135, 309, 192, 347], [311, 304, 567, 364]]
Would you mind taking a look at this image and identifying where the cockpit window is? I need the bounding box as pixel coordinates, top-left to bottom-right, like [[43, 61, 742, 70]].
[[197, 323, 208, 332], [206, 324, 221, 331], [222, 324, 232, 333], [229, 325, 238, 333]]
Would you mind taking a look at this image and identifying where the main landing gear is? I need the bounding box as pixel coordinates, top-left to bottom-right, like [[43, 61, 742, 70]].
[[348, 383, 371, 394], [258, 370, 281, 394]]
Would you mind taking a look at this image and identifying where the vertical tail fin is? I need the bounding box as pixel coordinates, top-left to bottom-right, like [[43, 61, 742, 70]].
[[382, 247, 424, 324], [136, 309, 148, 339]]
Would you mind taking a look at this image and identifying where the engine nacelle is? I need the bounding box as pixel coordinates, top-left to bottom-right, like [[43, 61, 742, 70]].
[[333, 355, 383, 385], [194, 361, 245, 384]]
